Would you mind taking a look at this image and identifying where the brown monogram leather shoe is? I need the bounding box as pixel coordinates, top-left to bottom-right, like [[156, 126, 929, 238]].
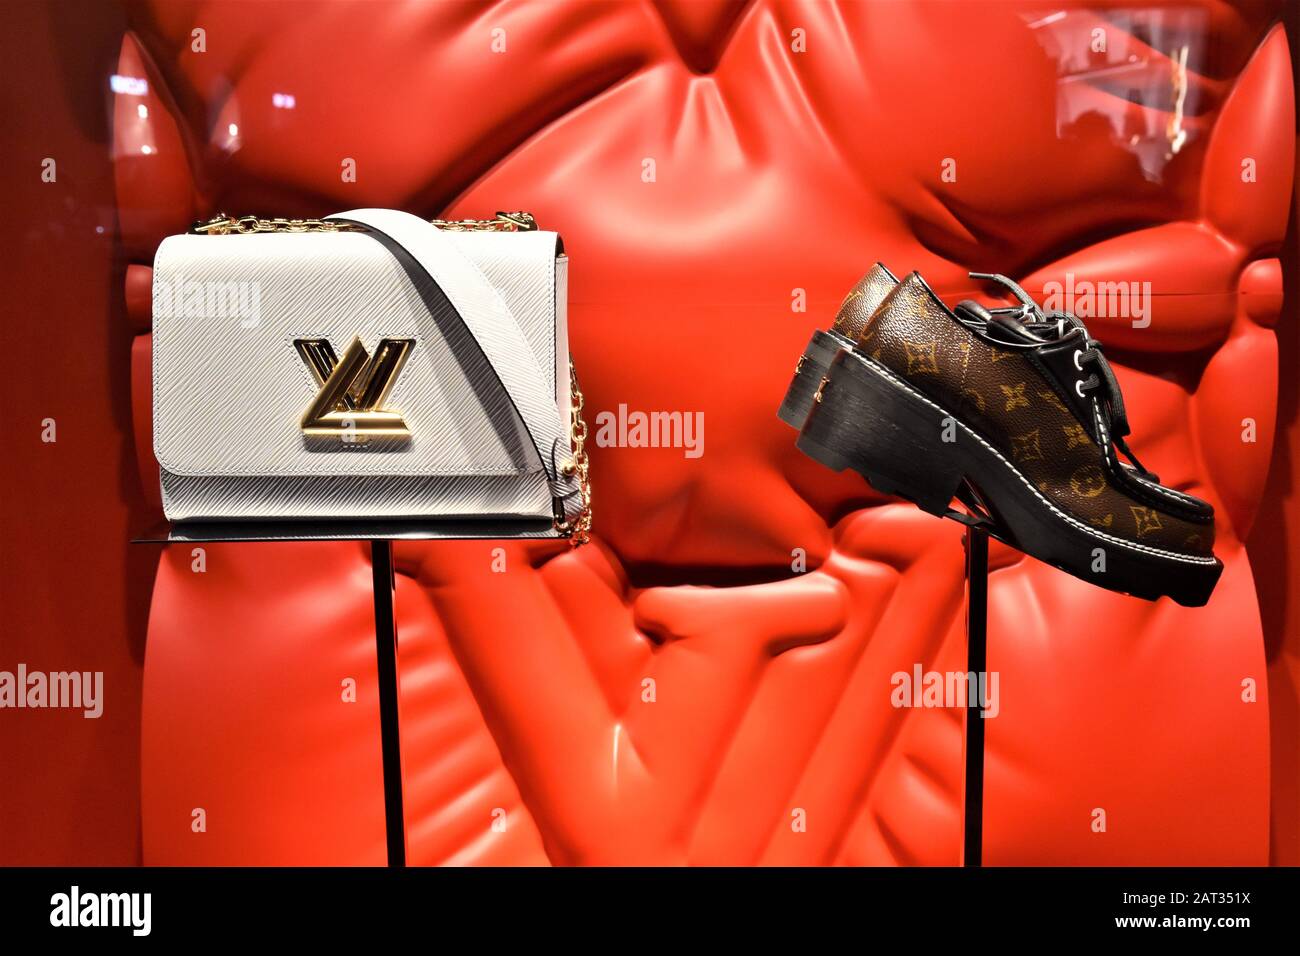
[[777, 263, 897, 428], [796, 271, 1222, 606]]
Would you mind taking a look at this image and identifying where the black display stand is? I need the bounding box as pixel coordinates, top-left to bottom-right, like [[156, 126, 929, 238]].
[[962, 526, 989, 867], [369, 540, 406, 867], [131, 518, 534, 868]]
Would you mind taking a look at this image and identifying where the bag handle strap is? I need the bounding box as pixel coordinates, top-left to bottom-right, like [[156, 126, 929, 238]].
[[325, 208, 579, 510]]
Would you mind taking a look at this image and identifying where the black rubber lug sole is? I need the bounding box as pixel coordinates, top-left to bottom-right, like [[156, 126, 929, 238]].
[[796, 350, 1223, 607], [777, 329, 852, 429]]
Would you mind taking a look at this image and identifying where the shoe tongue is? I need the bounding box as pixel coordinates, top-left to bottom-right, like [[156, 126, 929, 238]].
[[955, 299, 1060, 346], [993, 313, 1050, 344], [831, 264, 897, 340]]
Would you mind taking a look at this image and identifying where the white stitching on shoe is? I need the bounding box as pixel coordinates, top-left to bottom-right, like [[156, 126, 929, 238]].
[[1091, 398, 1108, 449], [851, 355, 1219, 566], [1093, 398, 1207, 509], [1134, 474, 1203, 505]]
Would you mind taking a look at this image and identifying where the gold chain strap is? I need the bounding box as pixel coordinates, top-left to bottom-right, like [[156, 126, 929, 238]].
[[429, 211, 537, 232], [192, 211, 538, 235], [190, 215, 357, 234], [189, 209, 591, 544], [558, 364, 592, 545]]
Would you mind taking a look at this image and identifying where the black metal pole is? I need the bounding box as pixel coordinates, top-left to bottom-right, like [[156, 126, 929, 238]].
[[963, 526, 988, 867], [370, 539, 407, 867]]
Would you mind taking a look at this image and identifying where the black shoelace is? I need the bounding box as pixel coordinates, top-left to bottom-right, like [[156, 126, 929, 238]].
[[964, 272, 1155, 480]]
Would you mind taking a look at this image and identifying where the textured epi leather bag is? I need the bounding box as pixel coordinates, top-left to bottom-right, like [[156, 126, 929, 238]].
[[151, 208, 590, 541]]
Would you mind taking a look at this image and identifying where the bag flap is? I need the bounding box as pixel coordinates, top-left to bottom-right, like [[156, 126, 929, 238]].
[[153, 229, 562, 478]]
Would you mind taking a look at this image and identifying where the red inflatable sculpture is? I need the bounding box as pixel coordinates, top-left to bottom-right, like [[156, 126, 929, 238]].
[[109, 0, 1293, 864]]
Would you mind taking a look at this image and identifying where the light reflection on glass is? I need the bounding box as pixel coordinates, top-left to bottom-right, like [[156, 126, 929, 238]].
[[109, 70, 155, 159], [1025, 6, 1208, 182], [109, 74, 147, 96]]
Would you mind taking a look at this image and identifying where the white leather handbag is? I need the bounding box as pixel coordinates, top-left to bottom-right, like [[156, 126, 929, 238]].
[[151, 208, 589, 540]]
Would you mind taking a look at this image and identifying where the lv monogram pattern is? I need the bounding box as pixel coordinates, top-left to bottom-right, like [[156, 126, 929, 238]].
[[857, 277, 1214, 555], [903, 340, 940, 375], [831, 264, 899, 341], [1000, 382, 1029, 410]]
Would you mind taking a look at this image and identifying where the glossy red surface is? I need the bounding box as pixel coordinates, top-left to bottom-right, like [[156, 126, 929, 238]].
[[106, 1, 1294, 864]]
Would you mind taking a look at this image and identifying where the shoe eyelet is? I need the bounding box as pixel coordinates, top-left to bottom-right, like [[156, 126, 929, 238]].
[[1074, 379, 1086, 399], [1073, 349, 1084, 371]]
